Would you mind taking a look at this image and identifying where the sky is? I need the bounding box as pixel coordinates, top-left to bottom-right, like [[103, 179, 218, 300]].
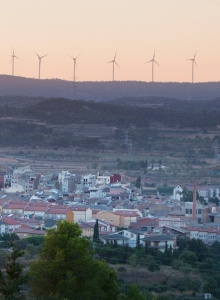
[[0, 0, 220, 82]]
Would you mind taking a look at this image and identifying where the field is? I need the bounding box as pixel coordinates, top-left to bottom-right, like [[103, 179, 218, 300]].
[[0, 95, 220, 188]]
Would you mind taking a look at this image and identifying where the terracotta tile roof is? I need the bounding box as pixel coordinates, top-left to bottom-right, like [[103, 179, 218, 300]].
[[15, 228, 45, 235], [1, 217, 21, 225], [46, 208, 69, 214], [24, 206, 48, 212], [72, 207, 88, 211], [3, 204, 27, 210]]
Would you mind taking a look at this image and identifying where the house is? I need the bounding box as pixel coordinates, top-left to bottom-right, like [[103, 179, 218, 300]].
[[79, 222, 94, 238], [96, 173, 111, 185], [101, 233, 129, 247], [184, 201, 203, 222], [2, 201, 28, 216], [15, 228, 45, 239], [141, 234, 175, 252], [71, 207, 92, 223], [24, 202, 49, 218], [97, 211, 121, 227], [184, 227, 219, 245], [58, 171, 76, 194], [117, 229, 145, 248], [114, 210, 139, 228], [172, 185, 183, 201], [110, 174, 121, 184], [158, 217, 186, 228], [97, 210, 139, 228], [0, 217, 21, 232], [81, 174, 96, 187], [162, 225, 189, 237], [0, 221, 6, 234], [45, 208, 72, 220], [130, 217, 159, 232]]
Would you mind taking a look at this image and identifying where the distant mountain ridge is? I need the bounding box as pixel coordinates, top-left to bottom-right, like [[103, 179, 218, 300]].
[[0, 75, 220, 101]]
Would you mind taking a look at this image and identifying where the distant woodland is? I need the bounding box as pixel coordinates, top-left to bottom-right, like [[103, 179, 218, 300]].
[[0, 96, 220, 150]]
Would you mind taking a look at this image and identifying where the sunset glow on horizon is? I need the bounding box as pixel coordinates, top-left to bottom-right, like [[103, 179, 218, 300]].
[[1, 0, 220, 83]]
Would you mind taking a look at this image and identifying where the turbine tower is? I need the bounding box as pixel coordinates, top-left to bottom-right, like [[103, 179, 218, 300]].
[[108, 52, 119, 81], [11, 47, 19, 76], [35, 52, 48, 79], [187, 51, 198, 83], [69, 54, 81, 82], [146, 50, 160, 82]]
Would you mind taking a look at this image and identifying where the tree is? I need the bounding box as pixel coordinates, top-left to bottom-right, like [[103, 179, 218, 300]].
[[181, 187, 205, 204], [126, 284, 145, 300], [29, 221, 119, 300], [0, 245, 25, 300], [128, 254, 138, 267], [93, 219, 100, 243], [135, 175, 141, 188]]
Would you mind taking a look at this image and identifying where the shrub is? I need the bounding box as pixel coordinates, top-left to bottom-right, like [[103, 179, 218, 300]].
[[117, 266, 127, 272], [109, 256, 118, 265]]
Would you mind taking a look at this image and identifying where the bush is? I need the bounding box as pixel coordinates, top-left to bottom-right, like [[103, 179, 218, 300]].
[[139, 257, 146, 267], [109, 256, 118, 265], [128, 254, 138, 267], [117, 266, 127, 272]]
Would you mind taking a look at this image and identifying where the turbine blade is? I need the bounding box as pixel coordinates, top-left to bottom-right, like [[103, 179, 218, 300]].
[[41, 54, 48, 59], [153, 50, 155, 59], [114, 51, 117, 60], [35, 51, 40, 58], [154, 60, 160, 67], [115, 61, 120, 69], [194, 51, 197, 59], [194, 60, 198, 68]]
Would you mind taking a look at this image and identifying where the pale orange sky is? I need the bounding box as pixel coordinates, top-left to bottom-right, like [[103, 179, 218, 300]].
[[0, 0, 220, 82]]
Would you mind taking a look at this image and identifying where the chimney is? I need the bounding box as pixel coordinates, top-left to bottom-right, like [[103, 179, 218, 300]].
[[192, 178, 197, 221]]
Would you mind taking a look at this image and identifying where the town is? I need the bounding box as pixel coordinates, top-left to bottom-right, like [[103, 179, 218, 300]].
[[0, 164, 219, 252]]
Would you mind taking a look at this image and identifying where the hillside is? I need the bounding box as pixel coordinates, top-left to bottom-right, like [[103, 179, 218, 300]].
[[1, 75, 220, 101]]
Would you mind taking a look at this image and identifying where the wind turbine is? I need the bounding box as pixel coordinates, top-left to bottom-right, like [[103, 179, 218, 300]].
[[146, 50, 160, 82], [187, 51, 198, 83], [69, 54, 81, 82], [35, 52, 48, 79], [11, 47, 19, 76], [107, 52, 119, 81]]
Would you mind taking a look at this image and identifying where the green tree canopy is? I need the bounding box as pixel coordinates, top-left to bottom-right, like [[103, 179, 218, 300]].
[[181, 187, 205, 204], [28, 221, 119, 300], [93, 219, 100, 243], [0, 245, 25, 300], [135, 175, 141, 188]]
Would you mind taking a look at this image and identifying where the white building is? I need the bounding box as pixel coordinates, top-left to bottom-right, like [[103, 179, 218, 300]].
[[159, 217, 186, 227], [81, 174, 96, 187], [117, 229, 145, 248], [172, 185, 183, 201], [58, 171, 75, 194]]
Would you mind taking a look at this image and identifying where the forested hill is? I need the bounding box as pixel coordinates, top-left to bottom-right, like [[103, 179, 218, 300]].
[[1, 96, 220, 129], [1, 75, 220, 101]]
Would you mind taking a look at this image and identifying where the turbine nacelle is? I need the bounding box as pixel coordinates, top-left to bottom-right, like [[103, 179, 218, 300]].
[[35, 51, 48, 79], [108, 51, 120, 81], [187, 51, 198, 83], [146, 50, 160, 82]]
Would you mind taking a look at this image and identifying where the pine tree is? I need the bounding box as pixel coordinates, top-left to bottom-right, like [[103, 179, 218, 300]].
[[29, 221, 119, 300], [135, 175, 141, 188], [0, 245, 25, 300], [93, 219, 100, 243]]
